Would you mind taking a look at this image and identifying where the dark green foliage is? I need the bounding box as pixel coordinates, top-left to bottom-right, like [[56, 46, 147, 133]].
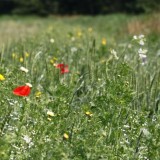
[[0, 0, 159, 15], [137, 0, 160, 13], [0, 0, 15, 14]]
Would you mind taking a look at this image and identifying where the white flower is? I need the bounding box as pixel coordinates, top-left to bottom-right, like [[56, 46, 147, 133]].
[[71, 37, 75, 41], [50, 38, 55, 43], [138, 34, 145, 39], [139, 53, 147, 65], [138, 48, 148, 54], [128, 44, 132, 48], [47, 110, 55, 117], [133, 34, 146, 45], [141, 128, 151, 138], [133, 35, 138, 40], [123, 125, 130, 128], [139, 39, 145, 45], [20, 66, 29, 73], [23, 135, 32, 144], [110, 49, 119, 60], [156, 49, 160, 56], [71, 47, 78, 53], [26, 83, 32, 87], [139, 53, 147, 59]]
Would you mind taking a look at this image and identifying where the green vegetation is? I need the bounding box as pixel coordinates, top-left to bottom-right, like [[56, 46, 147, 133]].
[[0, 14, 160, 159]]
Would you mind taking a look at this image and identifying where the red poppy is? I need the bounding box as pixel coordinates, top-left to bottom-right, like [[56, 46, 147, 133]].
[[56, 64, 65, 69], [13, 85, 31, 96], [60, 65, 69, 74], [56, 63, 69, 74]]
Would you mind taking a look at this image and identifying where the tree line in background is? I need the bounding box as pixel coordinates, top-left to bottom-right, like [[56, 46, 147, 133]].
[[0, 0, 159, 15]]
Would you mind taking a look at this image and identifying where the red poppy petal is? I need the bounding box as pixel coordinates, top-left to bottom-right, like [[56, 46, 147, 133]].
[[56, 64, 65, 69], [60, 66, 69, 74], [13, 85, 31, 96]]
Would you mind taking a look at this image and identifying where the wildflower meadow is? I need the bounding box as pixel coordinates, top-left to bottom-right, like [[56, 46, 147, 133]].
[[0, 14, 160, 159]]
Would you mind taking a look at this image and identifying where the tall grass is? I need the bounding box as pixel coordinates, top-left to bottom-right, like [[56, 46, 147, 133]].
[[0, 14, 160, 159]]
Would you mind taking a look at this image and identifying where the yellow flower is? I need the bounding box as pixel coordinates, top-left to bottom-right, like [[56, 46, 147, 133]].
[[85, 111, 93, 117], [50, 59, 54, 64], [50, 57, 57, 64], [63, 133, 69, 140], [77, 31, 82, 37], [88, 27, 93, 32], [101, 38, 107, 45], [0, 74, 5, 81], [35, 91, 42, 98], [47, 117, 52, 121], [25, 52, 29, 57], [100, 59, 106, 63], [48, 26, 53, 32], [12, 53, 17, 59], [20, 57, 24, 62], [53, 57, 57, 61], [47, 111, 55, 117]]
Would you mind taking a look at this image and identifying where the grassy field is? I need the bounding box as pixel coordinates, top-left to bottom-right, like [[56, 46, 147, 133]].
[[0, 13, 160, 160]]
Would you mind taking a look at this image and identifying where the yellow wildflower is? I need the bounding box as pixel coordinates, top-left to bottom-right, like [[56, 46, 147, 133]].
[[0, 74, 5, 81], [53, 57, 57, 61], [35, 91, 42, 98], [85, 111, 93, 117], [50, 57, 57, 64], [20, 57, 23, 62], [48, 26, 53, 32], [47, 117, 52, 121], [101, 38, 107, 45], [25, 52, 29, 57], [63, 133, 69, 140], [77, 31, 82, 37], [100, 59, 106, 63], [50, 59, 54, 64], [12, 53, 17, 59], [88, 27, 93, 32]]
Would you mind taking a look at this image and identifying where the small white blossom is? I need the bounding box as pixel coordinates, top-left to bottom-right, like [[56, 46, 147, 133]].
[[50, 38, 55, 43], [139, 53, 147, 59], [23, 135, 32, 144], [139, 53, 147, 65], [133, 34, 146, 45], [138, 48, 148, 54], [133, 35, 138, 40], [71, 37, 75, 41], [20, 66, 29, 73], [128, 44, 132, 48], [141, 128, 151, 137], [71, 47, 78, 53], [139, 39, 145, 45], [156, 49, 160, 56], [47, 110, 55, 117], [123, 125, 130, 128], [138, 34, 145, 39], [26, 83, 32, 87], [110, 49, 119, 60]]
